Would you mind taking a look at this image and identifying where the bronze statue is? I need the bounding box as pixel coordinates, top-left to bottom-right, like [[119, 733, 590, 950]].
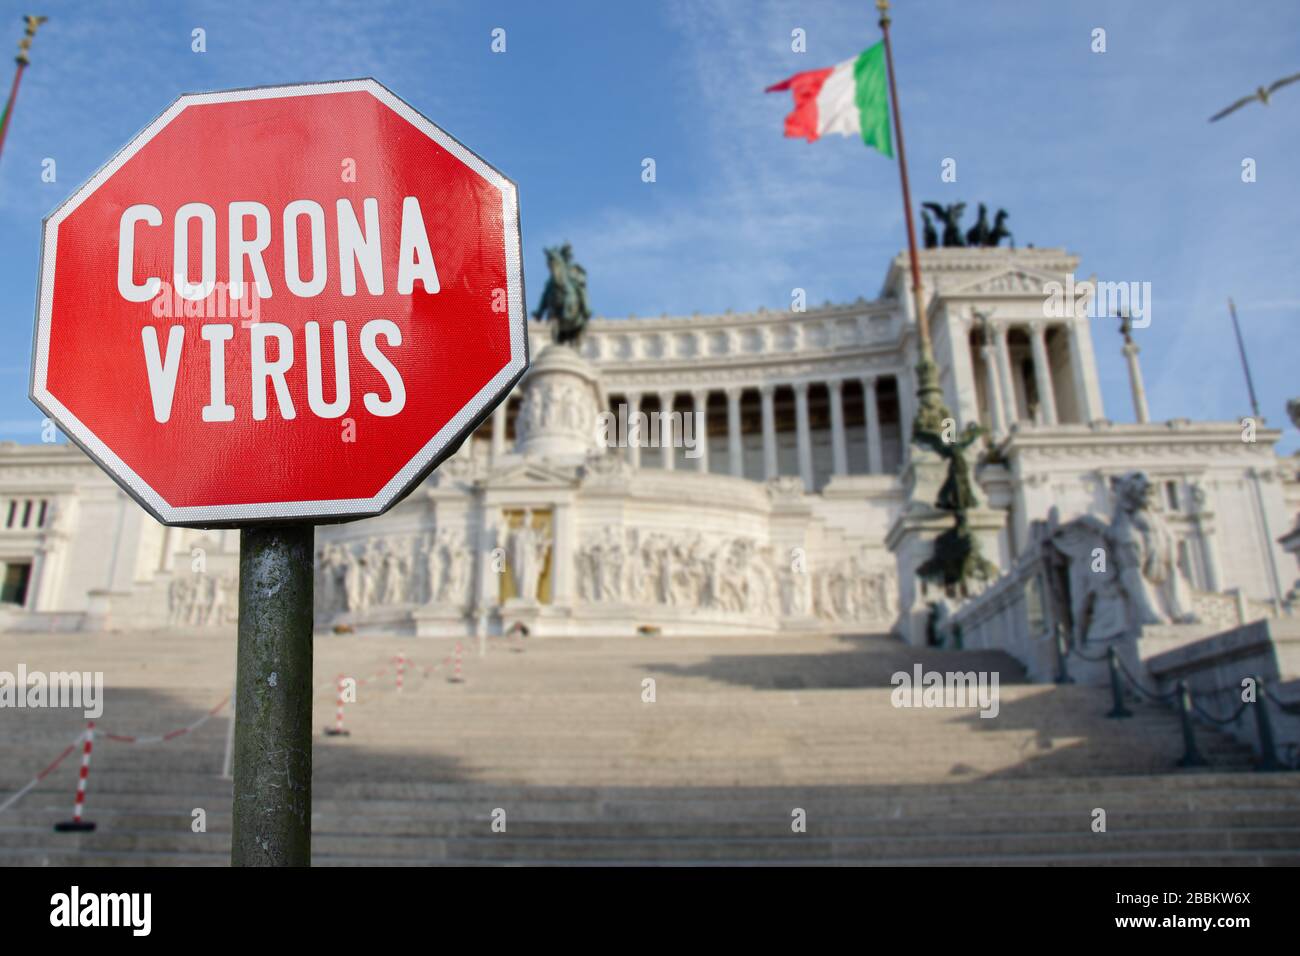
[[913, 422, 997, 590], [921, 202, 966, 247], [1118, 309, 1134, 346], [987, 209, 1012, 248], [913, 422, 983, 515], [921, 202, 1013, 248], [965, 203, 991, 247], [533, 243, 591, 346], [921, 210, 939, 249]]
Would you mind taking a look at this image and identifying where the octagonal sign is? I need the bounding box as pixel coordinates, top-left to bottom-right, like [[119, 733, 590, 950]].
[[31, 79, 527, 527]]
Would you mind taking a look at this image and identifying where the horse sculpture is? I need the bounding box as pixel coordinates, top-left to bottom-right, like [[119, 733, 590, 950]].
[[533, 243, 591, 346], [921, 202, 966, 247], [986, 209, 1013, 248], [921, 202, 1013, 248], [965, 203, 991, 247]]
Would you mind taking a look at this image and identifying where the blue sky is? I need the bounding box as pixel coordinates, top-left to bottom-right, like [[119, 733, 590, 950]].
[[1, 0, 1297, 450]]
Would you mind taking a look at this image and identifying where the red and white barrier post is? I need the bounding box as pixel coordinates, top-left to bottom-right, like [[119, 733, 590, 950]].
[[396, 653, 405, 694], [449, 642, 464, 683], [324, 674, 351, 737], [54, 721, 97, 832]]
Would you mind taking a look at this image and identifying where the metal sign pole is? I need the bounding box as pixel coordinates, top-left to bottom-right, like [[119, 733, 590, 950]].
[[231, 524, 315, 866]]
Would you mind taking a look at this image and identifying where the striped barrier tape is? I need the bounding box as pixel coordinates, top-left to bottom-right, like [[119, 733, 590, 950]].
[[0, 731, 83, 816], [101, 695, 230, 744], [3, 647, 473, 814]]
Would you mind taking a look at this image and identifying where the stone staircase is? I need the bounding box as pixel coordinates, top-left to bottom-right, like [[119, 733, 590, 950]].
[[1, 630, 1297, 865]]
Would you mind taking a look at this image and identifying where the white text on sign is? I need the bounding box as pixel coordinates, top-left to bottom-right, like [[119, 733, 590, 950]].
[[120, 196, 439, 423]]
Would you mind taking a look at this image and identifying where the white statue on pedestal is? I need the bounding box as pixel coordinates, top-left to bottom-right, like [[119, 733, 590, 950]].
[[1046, 471, 1197, 643], [508, 511, 551, 604]]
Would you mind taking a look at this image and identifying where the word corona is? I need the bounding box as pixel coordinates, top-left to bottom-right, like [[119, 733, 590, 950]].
[[117, 195, 440, 302], [119, 195, 436, 424]]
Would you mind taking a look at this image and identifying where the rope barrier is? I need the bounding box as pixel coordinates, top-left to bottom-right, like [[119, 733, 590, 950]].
[[1066, 642, 1109, 664], [2, 643, 480, 817], [0, 732, 82, 816], [1113, 655, 1179, 704], [1264, 685, 1300, 717], [100, 695, 230, 744], [1191, 696, 1251, 727]]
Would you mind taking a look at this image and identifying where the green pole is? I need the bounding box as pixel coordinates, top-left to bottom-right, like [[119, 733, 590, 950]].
[[231, 524, 315, 866]]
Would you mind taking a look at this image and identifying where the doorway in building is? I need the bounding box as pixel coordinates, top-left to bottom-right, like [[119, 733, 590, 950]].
[[1, 562, 31, 606]]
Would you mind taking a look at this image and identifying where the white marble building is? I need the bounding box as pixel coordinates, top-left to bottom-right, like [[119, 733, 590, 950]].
[[1, 247, 1295, 640]]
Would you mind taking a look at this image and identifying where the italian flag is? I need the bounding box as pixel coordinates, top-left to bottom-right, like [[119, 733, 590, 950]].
[[765, 42, 893, 157]]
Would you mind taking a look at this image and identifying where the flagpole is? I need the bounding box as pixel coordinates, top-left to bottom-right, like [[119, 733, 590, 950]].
[[875, 0, 949, 440], [0, 16, 48, 168], [1226, 297, 1261, 421]]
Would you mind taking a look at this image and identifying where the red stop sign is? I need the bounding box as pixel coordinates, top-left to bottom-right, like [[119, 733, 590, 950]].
[[31, 79, 527, 527]]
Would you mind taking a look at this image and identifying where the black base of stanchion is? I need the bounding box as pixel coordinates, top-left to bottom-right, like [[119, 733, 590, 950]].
[[447, 676, 465, 684], [53, 821, 96, 832], [323, 728, 351, 737]]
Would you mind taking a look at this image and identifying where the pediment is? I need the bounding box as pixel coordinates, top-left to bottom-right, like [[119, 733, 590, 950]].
[[942, 267, 1062, 297], [478, 458, 580, 490]]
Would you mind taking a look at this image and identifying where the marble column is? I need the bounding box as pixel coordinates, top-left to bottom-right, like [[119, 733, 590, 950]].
[[861, 375, 882, 474], [793, 383, 813, 490], [760, 384, 777, 480], [992, 325, 1017, 424], [1066, 321, 1102, 422], [550, 503, 574, 604], [726, 387, 744, 478], [657, 391, 675, 470], [691, 389, 710, 473], [625, 392, 642, 468], [896, 373, 914, 459], [828, 379, 848, 476], [1191, 493, 1222, 593], [159, 525, 183, 572], [491, 401, 507, 460], [1122, 341, 1150, 424], [1028, 321, 1058, 425], [980, 341, 1006, 438]]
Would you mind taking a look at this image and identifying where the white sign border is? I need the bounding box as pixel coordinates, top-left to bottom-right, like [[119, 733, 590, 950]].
[[30, 78, 528, 528]]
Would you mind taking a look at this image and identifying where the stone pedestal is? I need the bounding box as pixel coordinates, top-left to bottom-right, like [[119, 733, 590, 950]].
[[513, 344, 606, 463], [412, 604, 475, 638], [887, 506, 1006, 646], [82, 589, 132, 632]]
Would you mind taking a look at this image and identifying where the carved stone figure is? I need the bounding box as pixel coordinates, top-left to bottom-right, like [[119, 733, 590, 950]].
[[1045, 472, 1198, 644], [424, 532, 444, 604], [1108, 472, 1196, 625], [379, 541, 405, 605], [358, 543, 380, 610], [167, 572, 235, 627], [508, 514, 551, 603], [342, 545, 364, 611], [442, 530, 472, 608], [573, 527, 895, 625]]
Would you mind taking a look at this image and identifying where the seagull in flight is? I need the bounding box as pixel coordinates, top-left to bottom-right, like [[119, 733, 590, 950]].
[[1209, 72, 1300, 122]]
